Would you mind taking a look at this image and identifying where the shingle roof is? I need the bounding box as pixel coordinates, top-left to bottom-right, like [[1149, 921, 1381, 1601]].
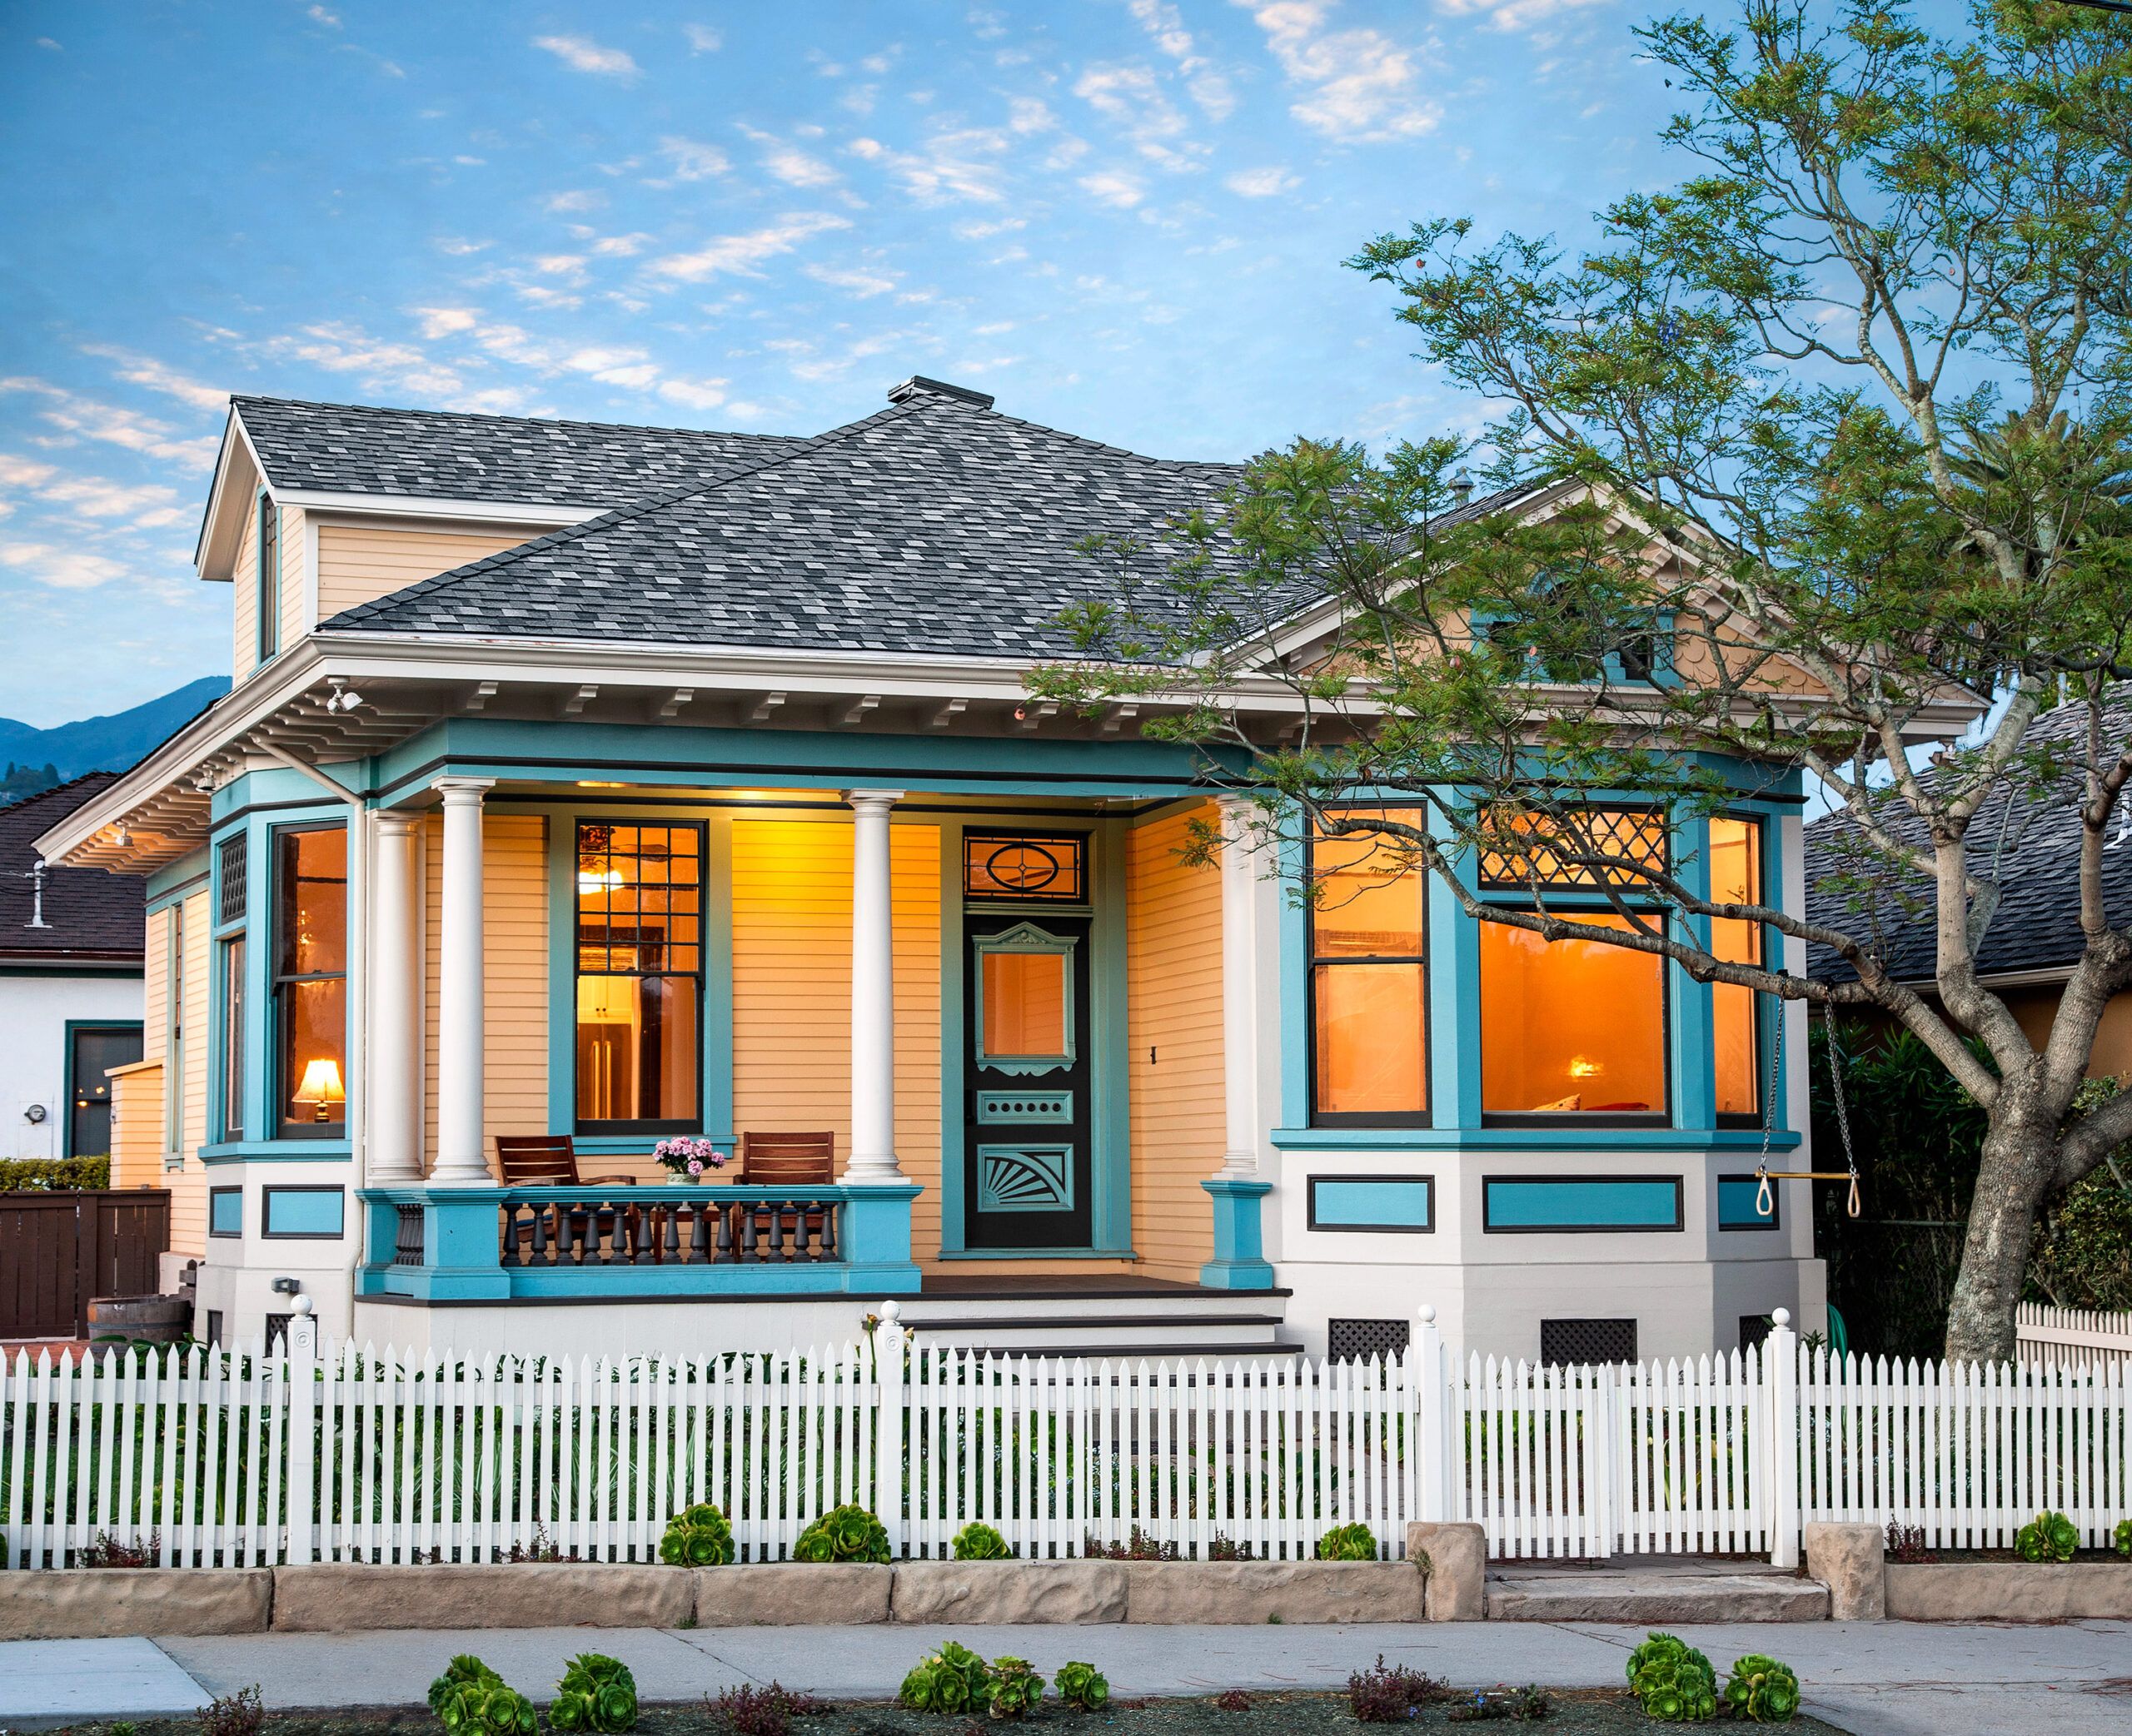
[[1806, 687, 2132, 983], [0, 773, 145, 963], [232, 395, 803, 505], [321, 381, 1537, 661]]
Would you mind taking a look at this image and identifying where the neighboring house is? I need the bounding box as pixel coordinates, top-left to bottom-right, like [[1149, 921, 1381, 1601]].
[[35, 379, 1970, 1361], [1, 774, 145, 1166], [1806, 685, 2132, 1075]]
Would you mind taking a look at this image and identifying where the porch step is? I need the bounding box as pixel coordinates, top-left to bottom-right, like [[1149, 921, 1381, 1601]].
[[1486, 1559, 1829, 1623], [897, 1284, 1298, 1361]]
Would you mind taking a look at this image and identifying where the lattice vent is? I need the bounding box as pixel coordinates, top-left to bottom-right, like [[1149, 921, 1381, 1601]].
[[1540, 1317, 1637, 1366], [1328, 1317, 1411, 1364]]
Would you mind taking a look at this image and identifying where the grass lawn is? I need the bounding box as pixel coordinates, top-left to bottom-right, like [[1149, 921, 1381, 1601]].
[[74, 1693, 1856, 1735]]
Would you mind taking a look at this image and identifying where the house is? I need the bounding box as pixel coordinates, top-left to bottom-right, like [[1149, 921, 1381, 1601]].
[[2, 774, 145, 1171], [1806, 684, 2132, 1072], [36, 376, 1936, 1362]]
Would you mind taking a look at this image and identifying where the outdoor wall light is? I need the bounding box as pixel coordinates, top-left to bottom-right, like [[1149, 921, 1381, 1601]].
[[270, 1276, 302, 1296]]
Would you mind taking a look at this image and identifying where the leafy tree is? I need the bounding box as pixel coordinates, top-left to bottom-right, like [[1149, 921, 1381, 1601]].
[[1034, 0, 2132, 1362]]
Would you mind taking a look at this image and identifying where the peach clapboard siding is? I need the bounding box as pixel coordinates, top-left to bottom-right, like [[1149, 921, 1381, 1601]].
[[230, 500, 303, 683], [278, 505, 306, 655], [316, 523, 539, 620], [1126, 803, 1223, 1281], [730, 816, 943, 1253], [134, 892, 214, 1257], [421, 812, 549, 1176], [108, 1062, 163, 1192]]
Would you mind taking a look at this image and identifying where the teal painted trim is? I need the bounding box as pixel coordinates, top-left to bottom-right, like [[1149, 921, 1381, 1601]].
[[1277, 815, 1308, 1131], [200, 1140, 352, 1164], [1271, 1126, 1800, 1152], [1760, 813, 1792, 1142], [703, 812, 736, 1145], [1717, 1175, 1780, 1229], [975, 1142, 1075, 1212], [970, 922, 1078, 1073], [1310, 1177, 1432, 1229], [937, 816, 967, 1256], [545, 813, 575, 1136], [1200, 1177, 1274, 1291], [1674, 814, 1716, 1132], [1483, 1176, 1681, 1231], [934, 1246, 1142, 1261], [1090, 814, 1131, 1254], [145, 862, 209, 913], [1436, 804, 1483, 1126]]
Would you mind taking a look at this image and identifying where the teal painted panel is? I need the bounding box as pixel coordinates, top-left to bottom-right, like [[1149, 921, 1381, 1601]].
[[208, 1187, 242, 1237], [977, 1090, 1072, 1122], [1308, 1176, 1432, 1231], [1718, 1175, 1779, 1228], [1483, 1176, 1681, 1232], [262, 1185, 346, 1238], [977, 1143, 1074, 1212]]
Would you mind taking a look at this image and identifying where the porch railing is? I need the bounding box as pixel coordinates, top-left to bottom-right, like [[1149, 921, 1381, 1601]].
[[357, 1181, 921, 1300]]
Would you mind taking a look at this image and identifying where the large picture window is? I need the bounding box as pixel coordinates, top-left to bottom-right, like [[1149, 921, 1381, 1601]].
[[575, 822, 702, 1133], [1309, 810, 1428, 1124], [272, 826, 346, 1137], [1480, 913, 1666, 1121], [1709, 816, 1765, 1123]]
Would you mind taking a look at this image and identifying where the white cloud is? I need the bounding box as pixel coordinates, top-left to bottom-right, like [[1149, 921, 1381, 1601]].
[[684, 22, 722, 52], [847, 128, 1012, 203], [435, 236, 491, 256], [741, 127, 842, 190], [0, 540, 132, 590], [591, 233, 655, 257], [1225, 165, 1297, 196], [1233, 0, 1442, 141], [532, 35, 641, 80], [1435, 0, 1606, 30], [545, 190, 605, 213], [658, 376, 728, 410], [77, 345, 227, 413], [0, 378, 219, 470], [0, 455, 186, 527], [412, 306, 481, 339], [1079, 168, 1146, 207], [804, 262, 902, 298], [1007, 95, 1058, 134], [1127, 0, 1237, 118], [657, 137, 730, 182], [1074, 63, 1205, 171], [650, 213, 854, 282], [308, 5, 341, 26]]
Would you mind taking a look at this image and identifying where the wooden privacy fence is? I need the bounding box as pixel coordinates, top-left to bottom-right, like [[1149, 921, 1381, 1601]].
[[0, 1190, 169, 1340], [2016, 1303, 2132, 1374], [3, 1311, 2127, 1570]]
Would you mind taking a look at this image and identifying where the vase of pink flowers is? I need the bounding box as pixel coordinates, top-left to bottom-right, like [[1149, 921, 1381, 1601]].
[[652, 1136, 729, 1181]]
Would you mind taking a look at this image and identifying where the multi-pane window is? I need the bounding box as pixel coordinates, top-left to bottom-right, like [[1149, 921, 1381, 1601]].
[[575, 822, 702, 1132], [257, 496, 280, 664], [1477, 806, 1666, 890], [273, 827, 346, 1137], [1309, 810, 1428, 1124], [1710, 816, 1766, 1122], [1479, 913, 1666, 1119]]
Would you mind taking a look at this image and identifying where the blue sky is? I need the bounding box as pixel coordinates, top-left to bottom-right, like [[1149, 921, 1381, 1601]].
[[0, 0, 1666, 728]]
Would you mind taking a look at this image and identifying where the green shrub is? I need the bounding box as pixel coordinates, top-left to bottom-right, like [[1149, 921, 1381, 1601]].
[[427, 1657, 535, 1736], [1054, 1661, 1109, 1713], [659, 1503, 735, 1567], [794, 1503, 890, 1564], [548, 1654, 638, 1734], [1626, 1633, 1717, 1723], [2015, 1510, 2079, 1563], [951, 1520, 1011, 1560], [0, 1156, 109, 1191], [1315, 1520, 1378, 1561], [899, 1641, 989, 1714], [1722, 1655, 1799, 1724], [2115, 1518, 2130, 1559], [984, 1657, 1045, 1720]]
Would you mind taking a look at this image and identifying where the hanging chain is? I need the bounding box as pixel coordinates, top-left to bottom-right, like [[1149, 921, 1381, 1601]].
[[1824, 1002, 1862, 1217]]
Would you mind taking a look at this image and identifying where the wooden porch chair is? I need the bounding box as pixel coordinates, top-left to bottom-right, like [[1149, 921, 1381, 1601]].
[[495, 1135, 638, 1260], [735, 1132, 836, 1259]]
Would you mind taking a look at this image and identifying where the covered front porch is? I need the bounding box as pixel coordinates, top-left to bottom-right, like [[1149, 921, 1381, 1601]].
[[346, 744, 1278, 1325]]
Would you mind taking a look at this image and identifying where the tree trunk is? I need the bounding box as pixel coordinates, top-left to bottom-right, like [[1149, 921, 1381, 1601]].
[[1942, 1102, 2059, 1365]]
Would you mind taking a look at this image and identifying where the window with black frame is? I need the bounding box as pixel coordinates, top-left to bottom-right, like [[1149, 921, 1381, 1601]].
[[575, 821, 703, 1133], [272, 826, 346, 1137], [1308, 809, 1429, 1125]]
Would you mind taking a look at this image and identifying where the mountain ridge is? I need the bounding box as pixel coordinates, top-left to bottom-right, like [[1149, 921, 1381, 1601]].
[[0, 676, 230, 800]]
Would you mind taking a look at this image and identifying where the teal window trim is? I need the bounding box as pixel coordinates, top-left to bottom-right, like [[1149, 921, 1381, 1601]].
[[1718, 1173, 1780, 1230], [1307, 1174, 1434, 1233], [1482, 1174, 1683, 1233], [1304, 803, 1432, 1130], [267, 819, 349, 1142], [1088, 814, 1130, 1254], [61, 1018, 142, 1161], [256, 490, 280, 665], [970, 921, 1079, 1075], [1467, 606, 1680, 689], [1271, 1124, 1798, 1152], [938, 817, 968, 1255], [200, 1138, 351, 1163]]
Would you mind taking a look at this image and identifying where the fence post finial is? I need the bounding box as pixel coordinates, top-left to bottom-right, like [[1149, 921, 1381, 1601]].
[[873, 1299, 906, 1560], [285, 1294, 320, 1566], [1765, 1306, 1800, 1569]]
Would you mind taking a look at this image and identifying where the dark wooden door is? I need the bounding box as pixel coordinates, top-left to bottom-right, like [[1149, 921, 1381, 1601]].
[[68, 1024, 142, 1158]]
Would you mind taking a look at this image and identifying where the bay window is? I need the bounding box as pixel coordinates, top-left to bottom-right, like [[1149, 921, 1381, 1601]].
[[272, 825, 346, 1137], [575, 821, 702, 1133], [1709, 815, 1766, 1123], [1308, 810, 1428, 1124], [1480, 913, 1667, 1120]]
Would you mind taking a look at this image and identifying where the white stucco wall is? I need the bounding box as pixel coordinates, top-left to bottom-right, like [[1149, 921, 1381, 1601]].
[[0, 972, 143, 1161]]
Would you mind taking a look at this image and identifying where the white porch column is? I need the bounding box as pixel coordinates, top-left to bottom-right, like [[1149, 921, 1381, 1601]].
[[843, 788, 906, 1183], [431, 778, 495, 1184], [1216, 795, 1262, 1177], [368, 811, 423, 1181]]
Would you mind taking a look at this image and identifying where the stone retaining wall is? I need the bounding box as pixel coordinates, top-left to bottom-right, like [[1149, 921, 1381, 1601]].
[[1885, 1560, 2132, 1621]]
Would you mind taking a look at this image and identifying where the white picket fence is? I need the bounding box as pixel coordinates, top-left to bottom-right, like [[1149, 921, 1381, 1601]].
[[2016, 1302, 2132, 1373], [4, 1309, 2127, 1570]]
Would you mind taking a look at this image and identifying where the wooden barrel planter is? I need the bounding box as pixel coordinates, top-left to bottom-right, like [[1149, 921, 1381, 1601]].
[[86, 1293, 191, 1343]]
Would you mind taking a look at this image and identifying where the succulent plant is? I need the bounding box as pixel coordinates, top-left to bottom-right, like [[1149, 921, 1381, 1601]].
[[984, 1656, 1045, 1720], [899, 1641, 990, 1714], [2015, 1510, 2080, 1564], [427, 1658, 535, 1736], [1626, 1632, 1718, 1723], [794, 1503, 891, 1564], [1053, 1661, 1109, 1713], [547, 1654, 638, 1734], [1722, 1654, 1800, 1723], [952, 1520, 1012, 1560], [658, 1502, 735, 1567], [1314, 1520, 1379, 1561], [2115, 1517, 2131, 1559]]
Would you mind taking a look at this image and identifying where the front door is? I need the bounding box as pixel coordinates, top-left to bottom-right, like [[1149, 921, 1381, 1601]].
[[962, 837, 1095, 1249], [69, 1024, 142, 1158]]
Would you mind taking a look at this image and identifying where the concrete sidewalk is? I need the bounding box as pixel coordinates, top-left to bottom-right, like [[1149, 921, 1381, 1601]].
[[2, 1620, 2127, 1734]]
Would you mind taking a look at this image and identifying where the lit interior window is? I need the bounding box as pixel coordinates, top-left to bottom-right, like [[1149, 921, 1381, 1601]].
[[1310, 811, 1427, 1120], [575, 823, 702, 1128], [1709, 816, 1764, 1119], [274, 827, 346, 1135], [1480, 913, 1665, 1117], [982, 950, 1068, 1059]]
